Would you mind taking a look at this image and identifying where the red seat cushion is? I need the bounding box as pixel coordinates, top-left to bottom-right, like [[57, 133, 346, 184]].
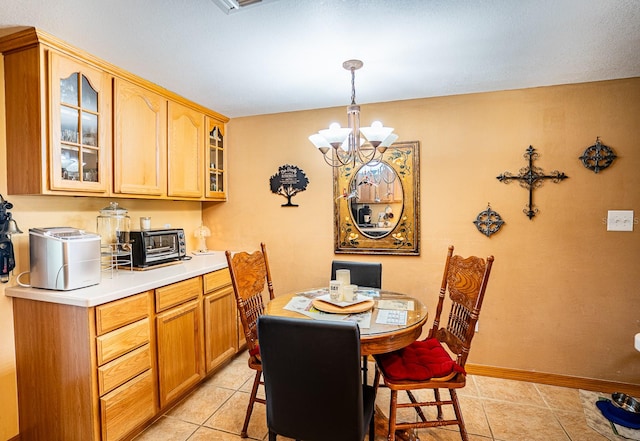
[[249, 344, 261, 362], [376, 338, 466, 381]]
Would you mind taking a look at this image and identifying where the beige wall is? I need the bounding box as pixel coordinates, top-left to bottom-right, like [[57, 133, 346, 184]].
[[204, 77, 640, 385]]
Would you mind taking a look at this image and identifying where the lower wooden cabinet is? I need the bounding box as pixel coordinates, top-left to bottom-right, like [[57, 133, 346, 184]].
[[156, 299, 205, 408], [100, 370, 157, 441], [12, 269, 237, 441], [94, 292, 157, 441], [204, 287, 237, 372], [12, 299, 101, 441], [203, 269, 237, 373]]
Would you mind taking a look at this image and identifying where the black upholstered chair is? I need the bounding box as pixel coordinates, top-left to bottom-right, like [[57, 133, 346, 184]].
[[331, 260, 382, 383], [257, 315, 376, 441], [330, 260, 382, 289]]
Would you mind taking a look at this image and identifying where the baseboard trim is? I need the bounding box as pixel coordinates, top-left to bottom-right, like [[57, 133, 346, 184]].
[[466, 363, 640, 396]]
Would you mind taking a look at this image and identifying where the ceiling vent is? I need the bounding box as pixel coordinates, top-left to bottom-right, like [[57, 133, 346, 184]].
[[211, 0, 279, 14]]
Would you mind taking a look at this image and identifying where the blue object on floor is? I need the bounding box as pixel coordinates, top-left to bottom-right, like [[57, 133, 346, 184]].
[[596, 399, 640, 429]]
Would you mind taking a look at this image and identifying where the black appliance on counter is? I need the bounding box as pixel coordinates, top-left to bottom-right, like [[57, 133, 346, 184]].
[[357, 205, 372, 226], [125, 228, 187, 268], [0, 194, 22, 283]]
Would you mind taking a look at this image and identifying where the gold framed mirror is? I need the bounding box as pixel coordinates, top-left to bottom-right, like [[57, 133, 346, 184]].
[[333, 140, 420, 255]]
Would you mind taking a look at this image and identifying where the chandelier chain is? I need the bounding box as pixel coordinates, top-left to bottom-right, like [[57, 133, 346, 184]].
[[350, 67, 357, 105]]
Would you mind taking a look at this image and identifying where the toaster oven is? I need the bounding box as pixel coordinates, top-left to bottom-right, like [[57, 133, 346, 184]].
[[127, 228, 187, 268]]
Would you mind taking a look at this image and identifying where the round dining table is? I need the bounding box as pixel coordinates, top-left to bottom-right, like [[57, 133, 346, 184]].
[[265, 288, 428, 356], [265, 288, 428, 441]]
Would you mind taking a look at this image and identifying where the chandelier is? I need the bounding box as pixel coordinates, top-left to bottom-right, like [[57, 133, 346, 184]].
[[308, 59, 398, 167]]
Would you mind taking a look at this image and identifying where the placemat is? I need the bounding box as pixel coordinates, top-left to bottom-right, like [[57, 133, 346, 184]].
[[312, 298, 375, 314]]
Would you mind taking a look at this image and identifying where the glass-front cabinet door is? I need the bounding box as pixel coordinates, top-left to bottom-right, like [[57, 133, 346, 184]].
[[205, 117, 226, 200], [49, 52, 110, 193]]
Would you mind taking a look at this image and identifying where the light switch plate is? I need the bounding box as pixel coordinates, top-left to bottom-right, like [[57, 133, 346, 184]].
[[607, 210, 634, 231]]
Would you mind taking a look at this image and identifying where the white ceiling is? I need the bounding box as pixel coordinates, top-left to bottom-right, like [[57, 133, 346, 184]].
[[1, 0, 639, 118]]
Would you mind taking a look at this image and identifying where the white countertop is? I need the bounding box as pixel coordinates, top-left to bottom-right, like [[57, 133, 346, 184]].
[[360, 226, 393, 232], [5, 252, 229, 308]]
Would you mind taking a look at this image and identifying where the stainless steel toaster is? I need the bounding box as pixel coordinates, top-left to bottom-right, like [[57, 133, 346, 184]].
[[29, 227, 101, 290]]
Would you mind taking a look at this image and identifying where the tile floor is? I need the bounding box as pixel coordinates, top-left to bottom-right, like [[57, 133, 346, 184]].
[[134, 351, 616, 441]]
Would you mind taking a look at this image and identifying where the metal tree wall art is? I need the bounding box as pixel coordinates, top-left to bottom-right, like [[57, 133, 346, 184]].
[[579, 137, 617, 173], [269, 165, 309, 207], [473, 203, 505, 237], [497, 146, 568, 219]]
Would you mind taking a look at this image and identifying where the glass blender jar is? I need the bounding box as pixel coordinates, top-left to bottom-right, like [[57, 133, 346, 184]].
[[97, 202, 131, 253]]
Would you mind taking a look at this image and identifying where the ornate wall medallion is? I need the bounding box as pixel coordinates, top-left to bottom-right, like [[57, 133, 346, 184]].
[[473, 204, 504, 237], [579, 137, 617, 173]]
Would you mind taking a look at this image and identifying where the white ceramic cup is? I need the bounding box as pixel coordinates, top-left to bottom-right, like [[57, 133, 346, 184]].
[[329, 280, 343, 301], [335, 269, 351, 286], [342, 284, 358, 302], [140, 217, 151, 230]]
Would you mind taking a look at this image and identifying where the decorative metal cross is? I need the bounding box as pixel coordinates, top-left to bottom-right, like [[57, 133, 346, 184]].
[[497, 146, 568, 219]]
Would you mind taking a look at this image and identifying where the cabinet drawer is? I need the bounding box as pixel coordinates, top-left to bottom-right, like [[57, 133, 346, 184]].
[[203, 269, 231, 293], [98, 344, 152, 395], [96, 292, 151, 336], [155, 276, 202, 312], [100, 369, 156, 441], [96, 318, 150, 366]]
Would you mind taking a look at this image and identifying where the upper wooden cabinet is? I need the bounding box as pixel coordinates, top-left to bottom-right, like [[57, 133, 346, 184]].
[[206, 117, 227, 201], [2, 41, 111, 196], [51, 53, 112, 193], [167, 101, 205, 199], [0, 28, 229, 200], [356, 177, 403, 204], [113, 79, 167, 197]]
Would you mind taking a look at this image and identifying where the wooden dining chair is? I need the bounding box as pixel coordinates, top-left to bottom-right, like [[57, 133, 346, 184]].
[[331, 260, 382, 289], [225, 242, 275, 438], [373, 245, 494, 441], [257, 315, 376, 441]]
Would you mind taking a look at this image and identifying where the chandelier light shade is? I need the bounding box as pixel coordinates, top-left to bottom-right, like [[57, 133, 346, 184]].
[[309, 59, 398, 167]]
